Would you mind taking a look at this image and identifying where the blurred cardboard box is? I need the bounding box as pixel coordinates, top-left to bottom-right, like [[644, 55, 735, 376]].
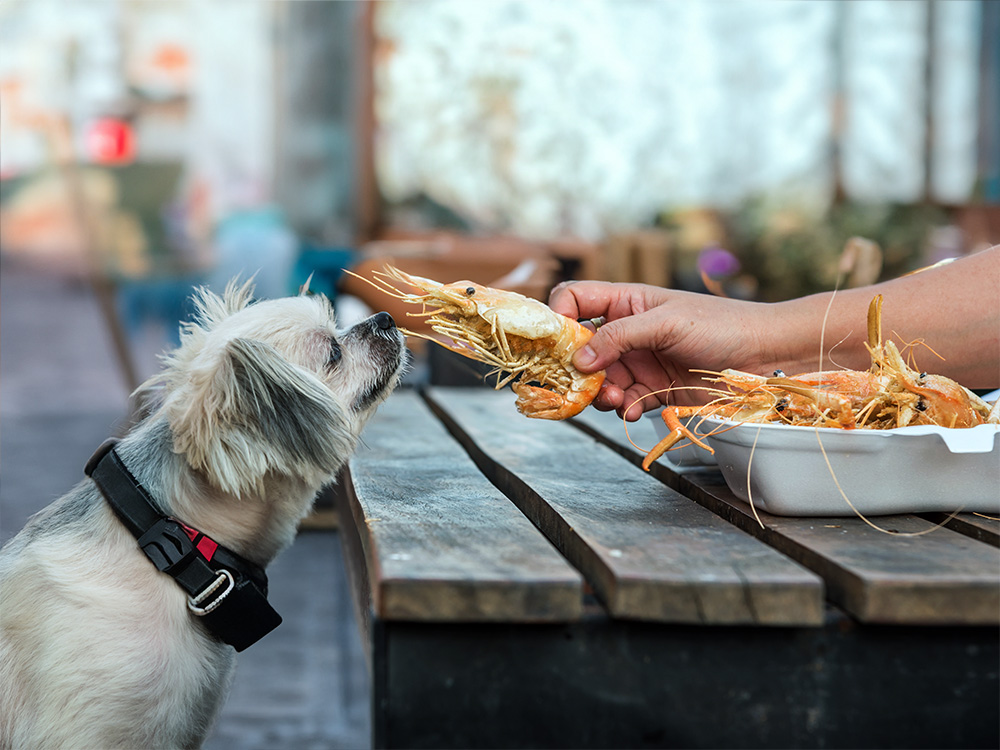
[[602, 229, 672, 287]]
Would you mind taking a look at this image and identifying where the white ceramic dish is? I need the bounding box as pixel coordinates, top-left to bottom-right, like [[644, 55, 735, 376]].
[[644, 411, 718, 469], [699, 417, 1000, 517]]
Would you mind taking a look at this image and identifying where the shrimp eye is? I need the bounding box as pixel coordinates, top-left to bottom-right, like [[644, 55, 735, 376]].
[[773, 369, 785, 377], [328, 338, 342, 367], [465, 286, 476, 296]]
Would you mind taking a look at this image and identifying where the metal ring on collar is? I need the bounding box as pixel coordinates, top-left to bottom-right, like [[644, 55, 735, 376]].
[[187, 569, 235, 616]]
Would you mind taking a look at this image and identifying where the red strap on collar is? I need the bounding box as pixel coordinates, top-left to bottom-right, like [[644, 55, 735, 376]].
[[178, 522, 219, 562]]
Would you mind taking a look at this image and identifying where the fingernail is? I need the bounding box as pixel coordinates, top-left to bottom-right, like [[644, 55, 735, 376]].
[[575, 345, 596, 369]]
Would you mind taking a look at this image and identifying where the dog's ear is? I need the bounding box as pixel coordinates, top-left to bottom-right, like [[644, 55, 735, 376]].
[[166, 337, 354, 496]]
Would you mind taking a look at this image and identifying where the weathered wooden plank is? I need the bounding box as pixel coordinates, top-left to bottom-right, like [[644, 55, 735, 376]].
[[574, 408, 1000, 625], [425, 387, 824, 626], [921, 512, 1000, 548], [346, 390, 582, 622]]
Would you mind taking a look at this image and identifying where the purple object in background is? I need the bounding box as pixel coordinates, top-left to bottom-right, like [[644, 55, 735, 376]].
[[697, 246, 741, 277]]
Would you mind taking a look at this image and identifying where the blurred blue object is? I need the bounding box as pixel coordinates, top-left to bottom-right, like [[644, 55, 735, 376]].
[[116, 274, 205, 347], [292, 243, 358, 300], [208, 207, 298, 300]]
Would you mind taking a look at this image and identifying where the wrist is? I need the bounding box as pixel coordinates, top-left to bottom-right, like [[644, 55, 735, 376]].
[[762, 292, 872, 376], [759, 296, 831, 376]]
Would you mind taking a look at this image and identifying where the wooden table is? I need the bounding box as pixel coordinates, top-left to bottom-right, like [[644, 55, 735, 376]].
[[335, 387, 999, 749]]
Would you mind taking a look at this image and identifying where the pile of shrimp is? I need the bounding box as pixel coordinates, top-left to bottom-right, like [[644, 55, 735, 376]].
[[643, 295, 999, 469]]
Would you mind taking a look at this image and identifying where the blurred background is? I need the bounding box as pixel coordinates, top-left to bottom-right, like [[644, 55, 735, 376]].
[[1, 1, 998, 747], [2, 0, 999, 391]]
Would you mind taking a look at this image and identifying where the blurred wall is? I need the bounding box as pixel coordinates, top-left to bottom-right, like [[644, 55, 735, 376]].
[[2, 0, 993, 272], [274, 1, 361, 246], [373, 0, 985, 241], [186, 0, 277, 220]]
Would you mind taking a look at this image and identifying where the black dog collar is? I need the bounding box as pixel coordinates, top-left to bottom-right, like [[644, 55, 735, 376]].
[[85, 438, 282, 652]]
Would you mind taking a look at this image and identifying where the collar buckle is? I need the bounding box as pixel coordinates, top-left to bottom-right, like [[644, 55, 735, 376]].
[[137, 517, 199, 576]]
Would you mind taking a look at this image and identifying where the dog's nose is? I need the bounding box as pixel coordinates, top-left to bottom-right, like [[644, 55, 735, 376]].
[[372, 311, 395, 330]]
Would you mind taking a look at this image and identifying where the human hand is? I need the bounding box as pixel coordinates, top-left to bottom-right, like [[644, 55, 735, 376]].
[[549, 280, 767, 420]]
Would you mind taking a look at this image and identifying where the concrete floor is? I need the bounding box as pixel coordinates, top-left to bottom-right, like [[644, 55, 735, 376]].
[[0, 262, 371, 749]]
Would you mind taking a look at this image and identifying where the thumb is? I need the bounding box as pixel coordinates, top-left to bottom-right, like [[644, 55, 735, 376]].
[[574, 316, 658, 372]]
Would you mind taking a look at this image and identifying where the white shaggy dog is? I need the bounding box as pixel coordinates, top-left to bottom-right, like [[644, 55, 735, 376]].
[[0, 281, 407, 749]]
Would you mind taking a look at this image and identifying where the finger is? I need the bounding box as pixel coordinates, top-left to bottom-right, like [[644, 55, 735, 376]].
[[547, 280, 587, 319], [619, 384, 664, 422], [591, 381, 623, 411], [592, 355, 665, 415], [595, 361, 634, 405], [574, 314, 667, 373], [548, 280, 621, 321]]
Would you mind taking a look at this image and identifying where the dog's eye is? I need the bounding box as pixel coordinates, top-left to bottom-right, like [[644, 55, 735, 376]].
[[328, 338, 342, 366]]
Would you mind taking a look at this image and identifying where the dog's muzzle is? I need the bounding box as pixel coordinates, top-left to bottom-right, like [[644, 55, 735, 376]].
[[372, 311, 395, 330]]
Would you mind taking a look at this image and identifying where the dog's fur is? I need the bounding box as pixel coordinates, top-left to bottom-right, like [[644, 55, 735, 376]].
[[0, 281, 407, 749]]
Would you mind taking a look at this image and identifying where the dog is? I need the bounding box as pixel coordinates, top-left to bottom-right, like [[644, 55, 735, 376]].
[[0, 280, 407, 749]]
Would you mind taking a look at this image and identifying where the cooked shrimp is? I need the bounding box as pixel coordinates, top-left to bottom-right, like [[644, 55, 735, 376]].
[[642, 295, 998, 468], [351, 266, 605, 419]]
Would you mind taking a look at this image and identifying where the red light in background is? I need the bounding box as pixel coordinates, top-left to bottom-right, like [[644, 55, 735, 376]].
[[86, 118, 136, 164]]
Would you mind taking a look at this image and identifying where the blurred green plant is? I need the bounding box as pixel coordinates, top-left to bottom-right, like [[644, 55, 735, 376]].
[[725, 198, 950, 302]]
